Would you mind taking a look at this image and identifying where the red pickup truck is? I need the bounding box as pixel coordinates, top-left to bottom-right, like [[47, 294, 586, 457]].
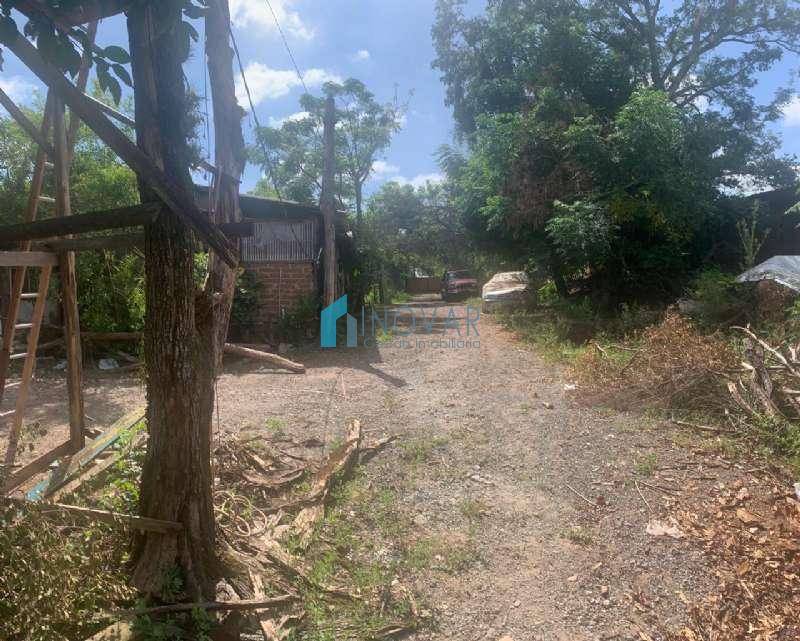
[[440, 270, 479, 301]]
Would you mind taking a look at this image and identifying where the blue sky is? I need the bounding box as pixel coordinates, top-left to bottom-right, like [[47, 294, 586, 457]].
[[0, 0, 798, 196]]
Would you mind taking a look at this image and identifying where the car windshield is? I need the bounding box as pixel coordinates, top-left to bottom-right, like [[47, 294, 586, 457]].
[[448, 270, 473, 279]]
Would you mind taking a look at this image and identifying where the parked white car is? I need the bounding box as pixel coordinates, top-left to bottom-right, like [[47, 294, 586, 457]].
[[481, 271, 530, 312]]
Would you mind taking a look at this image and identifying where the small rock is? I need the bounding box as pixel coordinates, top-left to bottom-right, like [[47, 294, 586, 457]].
[[512, 600, 521, 608], [602, 599, 611, 608], [542, 401, 554, 409], [600, 585, 609, 596], [498, 636, 515, 641], [413, 514, 428, 527], [567, 574, 578, 582]]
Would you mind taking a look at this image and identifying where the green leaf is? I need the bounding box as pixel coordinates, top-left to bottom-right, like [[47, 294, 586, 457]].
[[102, 45, 131, 64], [183, 4, 207, 19], [111, 63, 132, 88]]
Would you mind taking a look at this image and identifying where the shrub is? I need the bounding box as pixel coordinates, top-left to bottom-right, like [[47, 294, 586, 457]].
[[275, 295, 319, 344], [686, 268, 751, 328]]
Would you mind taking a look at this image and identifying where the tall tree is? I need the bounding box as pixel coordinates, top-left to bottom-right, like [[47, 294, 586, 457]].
[[250, 78, 402, 226], [433, 0, 800, 301]]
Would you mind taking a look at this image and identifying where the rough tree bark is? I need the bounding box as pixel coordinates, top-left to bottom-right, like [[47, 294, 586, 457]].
[[127, 2, 216, 599]]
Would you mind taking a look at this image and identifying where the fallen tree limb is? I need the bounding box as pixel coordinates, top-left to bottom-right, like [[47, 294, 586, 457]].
[[670, 418, 735, 434], [224, 343, 305, 373], [2, 498, 180, 533], [110, 595, 295, 619], [291, 419, 361, 546]]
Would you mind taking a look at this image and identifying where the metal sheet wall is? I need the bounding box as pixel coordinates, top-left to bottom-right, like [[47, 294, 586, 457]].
[[241, 218, 319, 263]]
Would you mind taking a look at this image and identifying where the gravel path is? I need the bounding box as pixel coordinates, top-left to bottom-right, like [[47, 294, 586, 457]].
[[4, 297, 732, 640]]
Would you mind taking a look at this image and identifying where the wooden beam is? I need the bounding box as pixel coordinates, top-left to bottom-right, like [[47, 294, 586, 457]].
[[3, 440, 72, 492], [0, 30, 239, 267], [219, 221, 254, 238], [82, 93, 136, 128], [0, 251, 58, 267], [37, 233, 144, 253], [0, 87, 55, 156], [53, 95, 85, 454], [0, 203, 162, 243]]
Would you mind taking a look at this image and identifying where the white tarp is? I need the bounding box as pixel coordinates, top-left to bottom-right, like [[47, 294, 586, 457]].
[[736, 255, 800, 292], [482, 271, 529, 301]]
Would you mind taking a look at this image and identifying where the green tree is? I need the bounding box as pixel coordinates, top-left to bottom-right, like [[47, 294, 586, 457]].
[[433, 0, 800, 302], [250, 78, 403, 226]]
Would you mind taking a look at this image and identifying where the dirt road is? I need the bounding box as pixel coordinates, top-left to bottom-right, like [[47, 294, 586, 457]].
[[4, 297, 734, 639], [216, 297, 722, 641]]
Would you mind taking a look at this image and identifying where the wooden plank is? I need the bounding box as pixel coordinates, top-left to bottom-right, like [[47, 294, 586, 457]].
[[0, 31, 238, 267], [49, 432, 144, 502], [3, 440, 72, 493], [53, 95, 85, 453], [2, 266, 52, 473], [0, 251, 58, 267], [0, 203, 161, 243], [0, 86, 55, 156], [83, 93, 136, 128], [28, 408, 145, 500], [2, 498, 181, 533]]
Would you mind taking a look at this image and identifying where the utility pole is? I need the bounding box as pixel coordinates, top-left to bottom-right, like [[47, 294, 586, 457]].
[[321, 94, 337, 307]]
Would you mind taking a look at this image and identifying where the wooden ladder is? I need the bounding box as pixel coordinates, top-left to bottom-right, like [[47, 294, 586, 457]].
[[0, 93, 56, 471]]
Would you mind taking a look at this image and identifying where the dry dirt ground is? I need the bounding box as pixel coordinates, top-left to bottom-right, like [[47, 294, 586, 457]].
[[2, 296, 793, 640]]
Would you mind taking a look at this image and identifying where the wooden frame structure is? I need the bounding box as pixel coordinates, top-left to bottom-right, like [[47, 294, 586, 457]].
[[0, 6, 244, 495]]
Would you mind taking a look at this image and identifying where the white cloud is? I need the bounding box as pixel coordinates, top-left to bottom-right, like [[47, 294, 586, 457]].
[[268, 110, 310, 127], [783, 95, 800, 126], [390, 173, 445, 188], [372, 160, 399, 176], [0, 75, 36, 103], [229, 0, 313, 40], [351, 49, 371, 62], [235, 62, 341, 106]]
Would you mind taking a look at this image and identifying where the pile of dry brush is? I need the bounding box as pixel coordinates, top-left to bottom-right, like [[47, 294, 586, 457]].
[[574, 311, 738, 411]]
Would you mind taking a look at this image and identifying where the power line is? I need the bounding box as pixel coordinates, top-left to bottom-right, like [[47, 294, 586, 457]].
[[263, 0, 309, 95], [227, 22, 308, 256]]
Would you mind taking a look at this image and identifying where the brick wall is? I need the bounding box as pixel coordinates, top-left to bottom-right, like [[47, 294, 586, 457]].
[[236, 261, 317, 339]]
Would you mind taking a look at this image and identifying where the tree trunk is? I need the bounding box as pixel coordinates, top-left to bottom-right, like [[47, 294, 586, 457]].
[[127, 2, 216, 600]]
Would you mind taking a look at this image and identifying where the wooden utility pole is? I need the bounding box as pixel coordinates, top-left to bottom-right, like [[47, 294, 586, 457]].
[[321, 94, 337, 306]]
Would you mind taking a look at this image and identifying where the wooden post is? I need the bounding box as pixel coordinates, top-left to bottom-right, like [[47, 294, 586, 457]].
[[320, 95, 337, 306], [52, 95, 85, 452]]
